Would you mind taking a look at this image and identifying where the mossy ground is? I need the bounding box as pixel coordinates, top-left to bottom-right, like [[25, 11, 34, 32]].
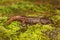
[[0, 0, 60, 40]]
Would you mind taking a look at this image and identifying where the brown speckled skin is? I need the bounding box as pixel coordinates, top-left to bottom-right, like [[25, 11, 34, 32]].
[[6, 15, 52, 26]]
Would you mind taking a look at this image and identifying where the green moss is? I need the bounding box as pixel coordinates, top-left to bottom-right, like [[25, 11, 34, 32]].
[[0, 1, 52, 16], [19, 24, 51, 40]]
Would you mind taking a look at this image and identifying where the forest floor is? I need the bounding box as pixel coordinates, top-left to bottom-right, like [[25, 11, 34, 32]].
[[0, 0, 60, 40]]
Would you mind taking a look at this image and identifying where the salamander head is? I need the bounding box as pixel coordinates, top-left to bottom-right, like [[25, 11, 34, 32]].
[[40, 18, 52, 24]]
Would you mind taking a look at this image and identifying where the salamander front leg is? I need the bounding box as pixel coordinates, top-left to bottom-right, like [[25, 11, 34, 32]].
[[21, 21, 27, 32], [21, 21, 26, 27]]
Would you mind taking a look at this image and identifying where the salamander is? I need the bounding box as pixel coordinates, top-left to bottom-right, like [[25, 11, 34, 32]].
[[6, 15, 52, 26]]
